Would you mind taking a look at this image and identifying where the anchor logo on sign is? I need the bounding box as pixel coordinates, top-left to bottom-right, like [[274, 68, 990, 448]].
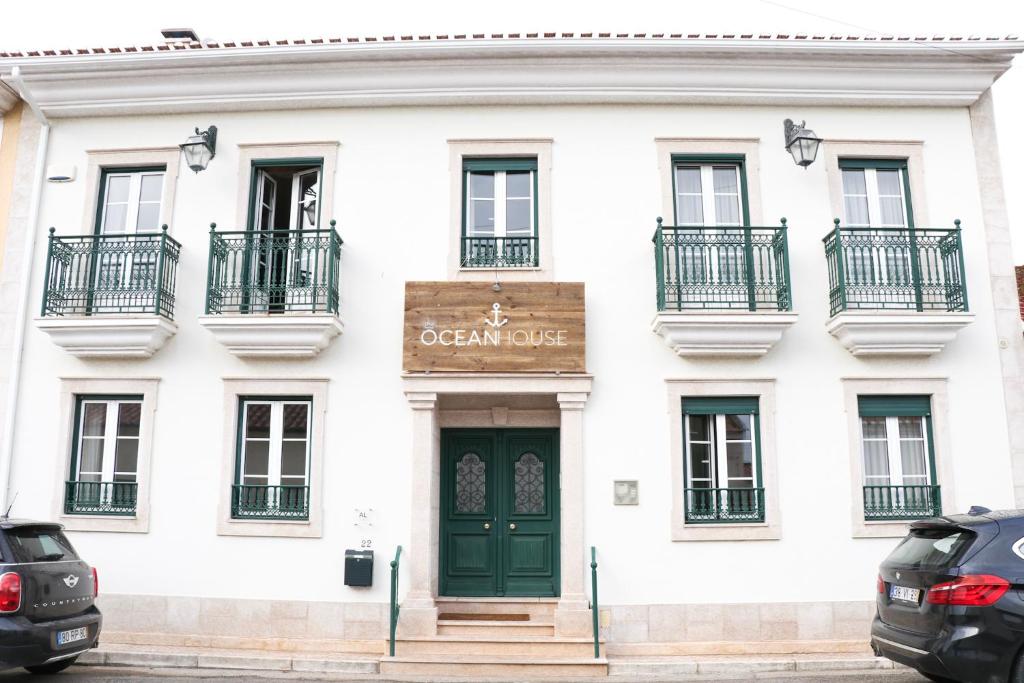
[[483, 302, 509, 329]]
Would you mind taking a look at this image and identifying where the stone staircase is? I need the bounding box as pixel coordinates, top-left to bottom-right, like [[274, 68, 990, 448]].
[[381, 598, 608, 677]]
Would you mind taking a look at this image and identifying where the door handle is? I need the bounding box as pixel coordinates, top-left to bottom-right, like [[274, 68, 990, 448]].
[[483, 522, 491, 530], [509, 523, 517, 530]]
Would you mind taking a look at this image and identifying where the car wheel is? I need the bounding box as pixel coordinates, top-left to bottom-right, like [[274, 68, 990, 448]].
[[1012, 650, 1024, 683], [24, 656, 78, 675]]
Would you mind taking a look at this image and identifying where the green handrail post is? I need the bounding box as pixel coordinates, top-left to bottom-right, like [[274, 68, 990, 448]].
[[743, 224, 756, 311], [590, 546, 599, 659], [205, 223, 217, 315], [832, 219, 847, 315], [40, 227, 56, 316], [389, 545, 403, 657], [779, 218, 792, 311], [153, 225, 168, 318], [326, 219, 337, 314], [653, 217, 665, 310], [908, 223, 924, 312], [954, 219, 969, 311]]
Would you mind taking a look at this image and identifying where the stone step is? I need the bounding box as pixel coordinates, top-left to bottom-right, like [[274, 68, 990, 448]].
[[435, 597, 558, 619], [397, 635, 603, 657], [436, 619, 555, 636], [381, 654, 608, 678]]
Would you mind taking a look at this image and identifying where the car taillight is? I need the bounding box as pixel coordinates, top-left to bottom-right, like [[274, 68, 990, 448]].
[[927, 574, 1010, 606], [0, 572, 21, 613], [877, 575, 885, 594], [91, 567, 98, 598]]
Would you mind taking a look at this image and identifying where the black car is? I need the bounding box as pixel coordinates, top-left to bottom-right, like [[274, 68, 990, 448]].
[[0, 519, 101, 674], [872, 508, 1024, 683]]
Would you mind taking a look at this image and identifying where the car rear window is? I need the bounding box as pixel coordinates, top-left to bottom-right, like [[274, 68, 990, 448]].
[[3, 527, 80, 564], [886, 528, 975, 570]]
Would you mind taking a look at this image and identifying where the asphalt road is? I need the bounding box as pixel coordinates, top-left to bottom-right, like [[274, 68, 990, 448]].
[[0, 664, 932, 682]]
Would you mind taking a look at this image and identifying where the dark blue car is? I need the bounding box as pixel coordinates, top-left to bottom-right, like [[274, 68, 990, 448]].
[[873, 508, 1024, 683], [0, 519, 101, 674]]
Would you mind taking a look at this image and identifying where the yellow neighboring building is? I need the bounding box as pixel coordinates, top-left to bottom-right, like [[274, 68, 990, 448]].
[[0, 95, 22, 277]]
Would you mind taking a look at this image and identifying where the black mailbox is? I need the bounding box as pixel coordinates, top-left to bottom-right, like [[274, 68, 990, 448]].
[[344, 549, 374, 587]]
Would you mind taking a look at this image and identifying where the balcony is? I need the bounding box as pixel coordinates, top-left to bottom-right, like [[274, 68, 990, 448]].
[[231, 484, 310, 520], [36, 228, 180, 358], [863, 484, 941, 521], [198, 223, 344, 357], [64, 481, 138, 516], [651, 219, 798, 357], [461, 236, 538, 268], [823, 221, 974, 356], [684, 487, 765, 524]]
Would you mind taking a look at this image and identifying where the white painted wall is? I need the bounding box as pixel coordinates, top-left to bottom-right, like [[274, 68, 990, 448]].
[[7, 102, 1014, 608]]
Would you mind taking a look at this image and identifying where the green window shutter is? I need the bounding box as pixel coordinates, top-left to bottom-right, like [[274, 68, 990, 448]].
[[682, 396, 759, 415], [838, 158, 908, 170], [858, 395, 931, 417], [462, 157, 538, 172]]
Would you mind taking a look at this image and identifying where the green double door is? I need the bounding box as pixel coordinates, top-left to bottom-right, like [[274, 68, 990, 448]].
[[440, 429, 560, 597]]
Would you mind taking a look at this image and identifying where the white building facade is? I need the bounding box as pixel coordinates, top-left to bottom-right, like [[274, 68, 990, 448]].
[[0, 33, 1023, 669]]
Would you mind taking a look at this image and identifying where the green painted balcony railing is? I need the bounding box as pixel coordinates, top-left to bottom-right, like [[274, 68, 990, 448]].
[[864, 484, 942, 521], [230, 484, 310, 520], [41, 227, 181, 318], [64, 481, 138, 516], [653, 218, 792, 311], [684, 487, 766, 523], [206, 222, 342, 315], [461, 236, 538, 268], [823, 220, 968, 316]]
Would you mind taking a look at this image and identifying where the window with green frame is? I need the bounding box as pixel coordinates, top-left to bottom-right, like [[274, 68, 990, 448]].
[[681, 396, 764, 523], [65, 395, 143, 516], [232, 396, 313, 520], [461, 157, 539, 268], [859, 395, 941, 521], [671, 154, 750, 227], [838, 158, 914, 229]]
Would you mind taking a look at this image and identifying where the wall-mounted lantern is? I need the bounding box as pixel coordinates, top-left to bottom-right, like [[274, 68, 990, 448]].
[[180, 125, 218, 173], [783, 119, 822, 168]]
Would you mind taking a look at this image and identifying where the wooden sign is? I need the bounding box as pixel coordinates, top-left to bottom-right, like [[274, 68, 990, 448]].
[[403, 282, 585, 373]]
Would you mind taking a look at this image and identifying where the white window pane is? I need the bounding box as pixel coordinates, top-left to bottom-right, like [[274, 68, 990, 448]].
[[79, 439, 104, 475], [282, 404, 308, 439], [878, 197, 906, 226], [861, 416, 887, 440], [726, 442, 753, 479], [281, 441, 308, 478], [136, 203, 160, 231], [841, 169, 867, 195], [876, 169, 902, 196], [114, 439, 138, 475], [677, 196, 703, 224], [106, 176, 130, 203], [243, 441, 270, 476], [900, 440, 928, 480], [139, 174, 163, 202], [243, 475, 268, 486], [714, 194, 741, 225], [724, 414, 751, 441], [506, 198, 531, 232], [712, 167, 738, 194], [898, 416, 925, 440], [689, 443, 712, 481], [116, 403, 141, 437], [863, 440, 890, 481], [103, 204, 128, 233], [470, 200, 494, 232], [506, 171, 531, 197], [82, 404, 107, 437], [844, 196, 870, 226], [688, 415, 711, 442], [469, 172, 494, 198], [245, 404, 271, 439], [675, 167, 702, 193]]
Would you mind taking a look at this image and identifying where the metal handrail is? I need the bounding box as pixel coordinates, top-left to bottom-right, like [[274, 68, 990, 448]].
[[590, 546, 599, 659], [864, 484, 942, 521], [389, 545, 402, 657]]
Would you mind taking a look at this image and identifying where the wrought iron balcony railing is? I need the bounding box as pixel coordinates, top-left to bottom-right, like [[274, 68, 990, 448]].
[[231, 484, 310, 520], [823, 220, 968, 316], [206, 222, 341, 315], [41, 227, 181, 318], [461, 236, 538, 268], [64, 481, 138, 516], [684, 487, 766, 523], [863, 484, 941, 521], [653, 219, 792, 312]]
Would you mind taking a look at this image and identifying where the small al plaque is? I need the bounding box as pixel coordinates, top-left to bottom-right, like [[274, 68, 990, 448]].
[[613, 480, 639, 506]]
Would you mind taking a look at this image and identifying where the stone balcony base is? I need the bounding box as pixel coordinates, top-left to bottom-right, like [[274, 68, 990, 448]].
[[198, 314, 344, 358], [826, 311, 975, 356], [36, 316, 177, 358], [651, 311, 798, 358]]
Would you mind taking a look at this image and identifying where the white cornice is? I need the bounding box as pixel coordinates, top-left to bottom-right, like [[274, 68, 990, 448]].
[[0, 83, 17, 114], [1, 38, 1021, 116]]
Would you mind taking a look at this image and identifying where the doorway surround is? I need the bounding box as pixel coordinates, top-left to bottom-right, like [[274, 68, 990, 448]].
[[400, 372, 593, 637]]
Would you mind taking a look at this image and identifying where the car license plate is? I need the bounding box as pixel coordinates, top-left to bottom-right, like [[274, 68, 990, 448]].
[[56, 626, 88, 646], [890, 585, 921, 604]]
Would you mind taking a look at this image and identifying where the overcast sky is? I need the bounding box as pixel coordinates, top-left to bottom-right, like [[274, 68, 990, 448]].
[[2, 0, 1021, 260]]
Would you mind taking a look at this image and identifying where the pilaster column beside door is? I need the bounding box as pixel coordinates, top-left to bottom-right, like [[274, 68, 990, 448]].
[[555, 391, 592, 637]]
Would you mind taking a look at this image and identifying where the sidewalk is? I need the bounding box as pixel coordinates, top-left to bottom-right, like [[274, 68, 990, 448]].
[[75, 643, 916, 681]]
